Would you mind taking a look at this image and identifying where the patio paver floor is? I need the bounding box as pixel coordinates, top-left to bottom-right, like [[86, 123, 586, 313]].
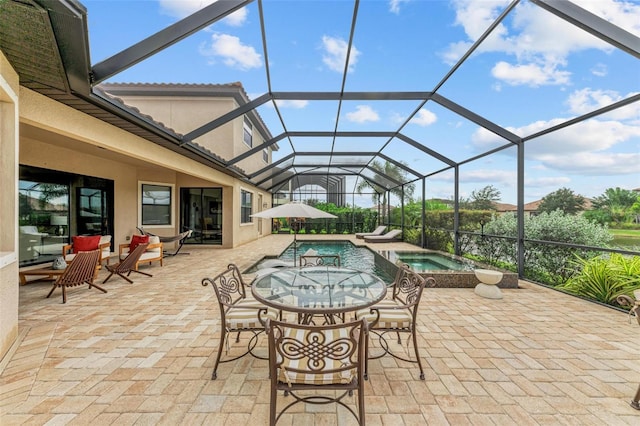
[[1, 235, 638, 425]]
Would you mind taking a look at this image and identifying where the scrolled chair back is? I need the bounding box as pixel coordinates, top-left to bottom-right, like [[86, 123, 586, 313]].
[[202, 263, 248, 307], [391, 264, 435, 307], [299, 254, 341, 268]]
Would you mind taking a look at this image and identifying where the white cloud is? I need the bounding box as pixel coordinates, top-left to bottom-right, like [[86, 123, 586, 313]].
[[409, 109, 437, 126], [159, 0, 247, 26], [524, 176, 571, 188], [590, 63, 608, 77], [321, 36, 361, 73], [444, 0, 640, 87], [471, 113, 640, 176], [200, 33, 261, 70], [346, 105, 380, 123], [274, 99, 309, 109], [491, 61, 571, 86], [389, 0, 410, 14], [566, 88, 633, 116], [538, 152, 640, 175]]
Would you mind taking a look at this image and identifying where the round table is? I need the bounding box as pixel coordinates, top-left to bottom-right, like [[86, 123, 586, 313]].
[[252, 266, 387, 323]]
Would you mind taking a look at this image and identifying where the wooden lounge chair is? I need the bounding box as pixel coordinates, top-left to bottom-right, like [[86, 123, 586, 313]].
[[355, 225, 387, 239], [363, 228, 402, 243], [46, 249, 104, 304], [102, 243, 152, 284]]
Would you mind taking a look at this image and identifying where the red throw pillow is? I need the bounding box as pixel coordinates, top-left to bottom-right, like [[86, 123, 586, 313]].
[[129, 234, 149, 251], [72, 235, 101, 254]]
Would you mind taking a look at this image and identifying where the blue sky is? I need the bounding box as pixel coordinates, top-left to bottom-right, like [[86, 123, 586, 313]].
[[84, 0, 639, 206]]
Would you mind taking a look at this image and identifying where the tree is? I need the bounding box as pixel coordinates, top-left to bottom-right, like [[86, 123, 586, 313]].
[[591, 187, 639, 225], [355, 160, 415, 210], [537, 187, 586, 214], [461, 185, 501, 210]]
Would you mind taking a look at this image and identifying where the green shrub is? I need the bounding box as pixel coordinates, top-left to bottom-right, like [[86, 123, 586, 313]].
[[558, 253, 640, 305]]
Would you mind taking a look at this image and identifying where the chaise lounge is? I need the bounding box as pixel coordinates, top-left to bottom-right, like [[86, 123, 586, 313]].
[[363, 229, 402, 243], [355, 225, 387, 239]]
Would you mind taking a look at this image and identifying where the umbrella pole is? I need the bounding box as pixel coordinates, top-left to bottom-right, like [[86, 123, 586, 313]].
[[292, 217, 297, 266]]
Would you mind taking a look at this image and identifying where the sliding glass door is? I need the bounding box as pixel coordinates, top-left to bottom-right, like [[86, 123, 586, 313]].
[[18, 166, 113, 266], [181, 188, 222, 245]]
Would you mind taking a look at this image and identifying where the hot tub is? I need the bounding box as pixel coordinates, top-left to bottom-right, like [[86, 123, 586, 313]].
[[374, 249, 518, 289]]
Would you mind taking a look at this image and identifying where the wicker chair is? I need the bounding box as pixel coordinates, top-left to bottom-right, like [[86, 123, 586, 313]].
[[102, 243, 151, 284], [202, 264, 279, 380], [266, 318, 367, 425], [356, 264, 435, 380], [46, 249, 104, 304]]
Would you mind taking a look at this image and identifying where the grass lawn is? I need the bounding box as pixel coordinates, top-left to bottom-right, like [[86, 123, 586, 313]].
[[610, 228, 640, 237]]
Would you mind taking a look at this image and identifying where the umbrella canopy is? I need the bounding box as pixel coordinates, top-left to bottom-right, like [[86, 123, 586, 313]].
[[251, 202, 337, 219], [251, 202, 337, 266]]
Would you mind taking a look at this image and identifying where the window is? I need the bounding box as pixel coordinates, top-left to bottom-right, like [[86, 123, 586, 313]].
[[243, 116, 253, 147], [241, 190, 253, 223], [263, 148, 269, 163], [141, 183, 173, 226]]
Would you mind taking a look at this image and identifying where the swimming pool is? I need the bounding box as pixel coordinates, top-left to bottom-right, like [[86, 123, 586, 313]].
[[247, 241, 518, 288], [247, 240, 395, 283]]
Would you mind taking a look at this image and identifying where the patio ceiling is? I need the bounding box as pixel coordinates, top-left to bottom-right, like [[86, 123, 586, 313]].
[[1, 0, 638, 195]]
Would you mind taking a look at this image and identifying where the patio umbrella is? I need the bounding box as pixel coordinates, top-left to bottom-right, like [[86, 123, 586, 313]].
[[251, 202, 337, 265]]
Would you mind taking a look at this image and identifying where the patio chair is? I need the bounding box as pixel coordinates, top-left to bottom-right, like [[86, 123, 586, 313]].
[[266, 318, 367, 425], [355, 225, 386, 239], [63, 235, 112, 265], [363, 229, 402, 243], [117, 235, 163, 270], [202, 264, 279, 380], [299, 254, 341, 267], [102, 243, 152, 284], [46, 249, 105, 304], [356, 264, 435, 380]]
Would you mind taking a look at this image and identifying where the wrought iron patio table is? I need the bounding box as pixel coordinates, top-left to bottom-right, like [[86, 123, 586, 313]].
[[252, 266, 387, 324]]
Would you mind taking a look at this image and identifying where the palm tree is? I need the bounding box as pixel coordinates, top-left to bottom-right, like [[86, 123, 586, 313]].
[[355, 160, 415, 214]]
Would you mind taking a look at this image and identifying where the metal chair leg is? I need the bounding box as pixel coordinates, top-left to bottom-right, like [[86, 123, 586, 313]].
[[631, 383, 640, 410]]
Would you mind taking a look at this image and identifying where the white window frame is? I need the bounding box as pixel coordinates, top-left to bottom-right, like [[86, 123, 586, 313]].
[[262, 148, 269, 163], [240, 189, 253, 224], [243, 116, 253, 148], [139, 181, 175, 228]]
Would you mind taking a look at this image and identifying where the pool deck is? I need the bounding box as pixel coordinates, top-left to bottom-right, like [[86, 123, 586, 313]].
[[2, 234, 639, 425]]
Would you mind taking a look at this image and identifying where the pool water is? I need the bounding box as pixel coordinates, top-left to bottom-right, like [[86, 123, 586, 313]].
[[249, 240, 395, 283], [380, 250, 476, 272]]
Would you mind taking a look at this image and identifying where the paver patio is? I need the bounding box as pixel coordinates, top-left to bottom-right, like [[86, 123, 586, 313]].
[[1, 235, 638, 425]]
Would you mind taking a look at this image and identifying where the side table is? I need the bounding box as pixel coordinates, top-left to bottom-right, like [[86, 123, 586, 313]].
[[19, 267, 65, 285], [473, 268, 504, 299]]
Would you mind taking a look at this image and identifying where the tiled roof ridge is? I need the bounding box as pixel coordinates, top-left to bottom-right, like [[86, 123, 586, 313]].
[[100, 81, 244, 89]]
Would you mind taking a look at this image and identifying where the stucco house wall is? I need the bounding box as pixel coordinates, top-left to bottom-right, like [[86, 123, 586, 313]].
[[1, 59, 273, 359]]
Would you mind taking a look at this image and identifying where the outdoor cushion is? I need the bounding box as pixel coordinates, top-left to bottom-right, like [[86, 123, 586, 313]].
[[72, 235, 101, 253], [129, 234, 149, 251], [355, 299, 412, 329], [277, 326, 356, 386], [225, 300, 279, 329], [147, 235, 161, 253]]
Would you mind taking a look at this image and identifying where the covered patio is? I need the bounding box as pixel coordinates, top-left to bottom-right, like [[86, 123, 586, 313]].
[[1, 235, 638, 424]]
